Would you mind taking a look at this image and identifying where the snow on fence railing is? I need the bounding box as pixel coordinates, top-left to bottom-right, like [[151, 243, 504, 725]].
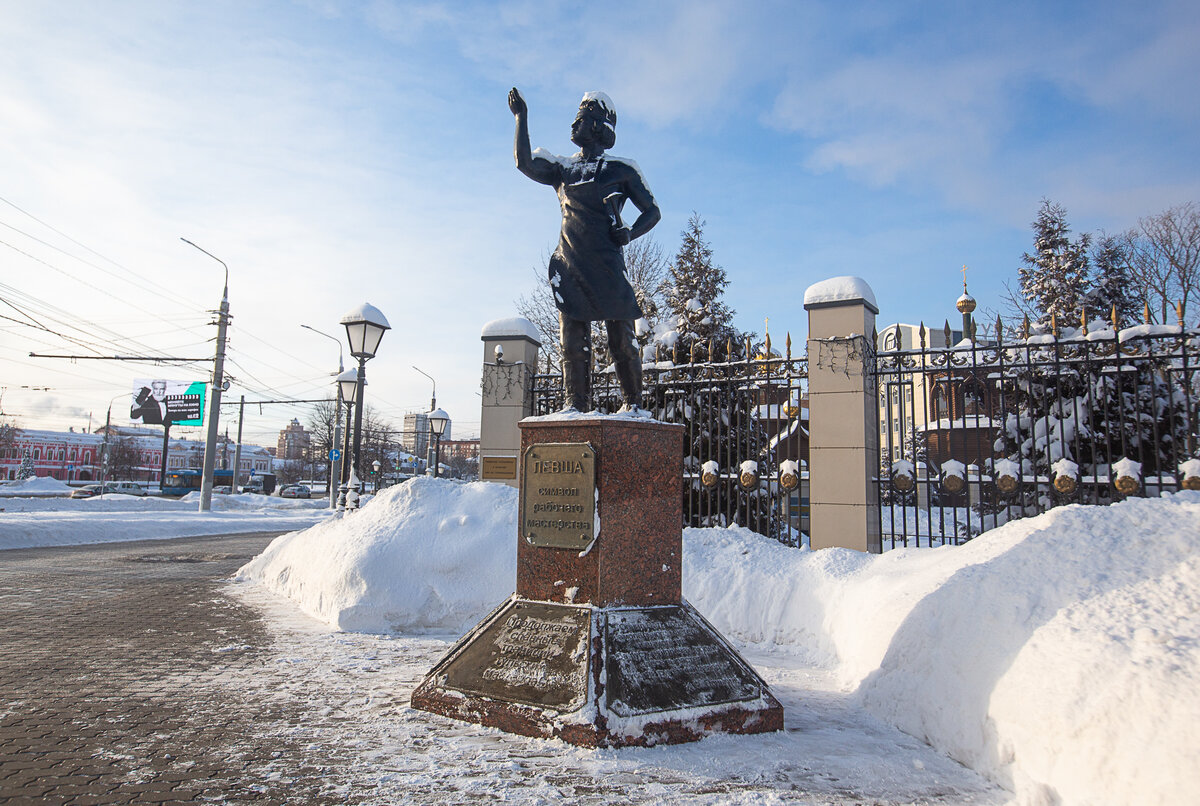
[[876, 321, 1200, 549]]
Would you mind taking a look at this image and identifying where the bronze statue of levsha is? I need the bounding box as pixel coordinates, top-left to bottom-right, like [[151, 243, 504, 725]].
[[509, 87, 661, 412]]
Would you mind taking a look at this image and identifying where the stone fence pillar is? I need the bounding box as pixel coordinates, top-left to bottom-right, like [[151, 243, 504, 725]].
[[479, 317, 541, 487], [804, 277, 881, 553]]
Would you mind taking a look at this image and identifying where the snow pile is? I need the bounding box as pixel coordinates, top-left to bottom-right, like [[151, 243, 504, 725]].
[[850, 495, 1200, 806], [0, 475, 73, 496], [688, 493, 1200, 806], [233, 480, 1199, 804], [237, 477, 517, 634]]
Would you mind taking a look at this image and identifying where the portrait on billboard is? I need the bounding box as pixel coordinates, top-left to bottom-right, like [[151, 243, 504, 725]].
[[130, 379, 206, 427]]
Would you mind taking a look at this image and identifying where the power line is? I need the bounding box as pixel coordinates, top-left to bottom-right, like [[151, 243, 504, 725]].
[[0, 236, 202, 331], [0, 194, 200, 310]]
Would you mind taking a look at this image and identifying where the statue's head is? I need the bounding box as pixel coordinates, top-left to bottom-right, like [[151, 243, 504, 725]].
[[571, 91, 617, 151]]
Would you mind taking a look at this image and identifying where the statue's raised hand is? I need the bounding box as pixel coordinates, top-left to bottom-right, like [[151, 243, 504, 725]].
[[508, 88, 527, 117]]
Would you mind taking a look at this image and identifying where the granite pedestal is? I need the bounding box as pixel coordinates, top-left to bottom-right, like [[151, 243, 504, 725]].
[[411, 416, 783, 747]]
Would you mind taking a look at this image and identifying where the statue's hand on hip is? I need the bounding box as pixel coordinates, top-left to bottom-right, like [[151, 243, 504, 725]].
[[610, 225, 632, 246]]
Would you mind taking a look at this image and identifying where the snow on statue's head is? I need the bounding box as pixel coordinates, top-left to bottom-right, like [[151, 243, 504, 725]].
[[571, 91, 617, 151]]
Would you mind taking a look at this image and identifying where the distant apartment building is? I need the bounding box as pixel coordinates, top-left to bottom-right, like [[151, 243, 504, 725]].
[[277, 418, 311, 461], [402, 412, 453, 460], [440, 439, 479, 463]]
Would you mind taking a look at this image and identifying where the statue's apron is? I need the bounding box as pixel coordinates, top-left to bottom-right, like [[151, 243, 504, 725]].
[[549, 157, 642, 322]]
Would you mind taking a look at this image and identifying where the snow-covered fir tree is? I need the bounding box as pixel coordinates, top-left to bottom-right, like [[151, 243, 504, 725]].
[[1083, 233, 1141, 326], [664, 213, 738, 358], [16, 449, 34, 480], [1018, 199, 1091, 328]]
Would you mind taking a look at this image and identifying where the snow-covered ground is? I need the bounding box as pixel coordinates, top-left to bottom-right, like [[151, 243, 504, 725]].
[[0, 477, 331, 549], [4, 476, 1197, 804]]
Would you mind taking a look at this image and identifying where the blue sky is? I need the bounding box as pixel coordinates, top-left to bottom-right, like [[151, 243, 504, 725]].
[[2, 0, 1197, 443]]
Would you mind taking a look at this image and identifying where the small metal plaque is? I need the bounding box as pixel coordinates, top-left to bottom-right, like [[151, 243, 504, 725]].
[[441, 601, 591, 712], [521, 443, 596, 550], [481, 455, 518, 480], [605, 606, 763, 717]]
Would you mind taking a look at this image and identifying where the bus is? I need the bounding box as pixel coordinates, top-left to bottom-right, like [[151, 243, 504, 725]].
[[161, 468, 235, 496]]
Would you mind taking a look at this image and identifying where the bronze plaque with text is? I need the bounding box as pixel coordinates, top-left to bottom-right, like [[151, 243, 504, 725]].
[[604, 606, 763, 717], [481, 455, 518, 480], [441, 600, 591, 711], [521, 442, 596, 550]]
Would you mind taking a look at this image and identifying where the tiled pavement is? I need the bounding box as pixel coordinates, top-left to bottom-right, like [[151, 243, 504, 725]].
[[0, 533, 341, 805], [0, 533, 1008, 806]]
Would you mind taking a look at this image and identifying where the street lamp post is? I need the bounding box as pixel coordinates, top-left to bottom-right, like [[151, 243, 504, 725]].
[[372, 459, 382, 493], [336, 368, 360, 512], [413, 366, 436, 410], [428, 408, 449, 478], [303, 324, 345, 508], [340, 304, 390, 511]]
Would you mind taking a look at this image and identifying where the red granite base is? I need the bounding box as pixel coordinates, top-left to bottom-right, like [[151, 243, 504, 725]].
[[410, 415, 784, 747], [411, 682, 784, 748], [517, 418, 684, 607], [410, 598, 784, 748]]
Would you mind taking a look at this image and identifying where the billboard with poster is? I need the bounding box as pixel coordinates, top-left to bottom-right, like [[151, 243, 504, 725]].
[[130, 379, 206, 426]]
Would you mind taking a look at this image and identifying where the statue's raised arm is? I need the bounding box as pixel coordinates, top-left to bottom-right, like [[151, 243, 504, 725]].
[[509, 88, 558, 186]]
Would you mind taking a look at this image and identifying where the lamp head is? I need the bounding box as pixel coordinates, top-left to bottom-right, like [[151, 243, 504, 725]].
[[340, 303, 391, 359], [428, 407, 450, 436], [336, 368, 361, 404]]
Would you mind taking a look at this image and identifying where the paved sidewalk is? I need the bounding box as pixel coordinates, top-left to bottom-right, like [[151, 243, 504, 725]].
[[1, 533, 1007, 805], [0, 533, 342, 805]]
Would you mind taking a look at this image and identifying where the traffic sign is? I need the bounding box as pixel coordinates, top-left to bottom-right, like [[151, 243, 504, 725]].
[[329, 448, 342, 461]]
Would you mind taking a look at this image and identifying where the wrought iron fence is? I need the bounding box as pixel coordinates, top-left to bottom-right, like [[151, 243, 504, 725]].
[[533, 338, 809, 544], [875, 318, 1200, 549]]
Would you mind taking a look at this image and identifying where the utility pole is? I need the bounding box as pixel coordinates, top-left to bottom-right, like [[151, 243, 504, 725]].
[[183, 238, 230, 514], [159, 422, 171, 491], [302, 324, 345, 508], [233, 395, 245, 492]]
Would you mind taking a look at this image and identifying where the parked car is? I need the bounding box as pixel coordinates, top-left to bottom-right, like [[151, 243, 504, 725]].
[[108, 481, 147, 497], [213, 485, 233, 494], [70, 484, 110, 499], [279, 484, 311, 499]]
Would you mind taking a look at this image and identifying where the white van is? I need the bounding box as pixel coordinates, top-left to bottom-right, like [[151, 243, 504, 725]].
[[108, 481, 147, 497]]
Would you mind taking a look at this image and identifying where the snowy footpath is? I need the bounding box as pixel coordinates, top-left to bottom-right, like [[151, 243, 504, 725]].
[[3, 475, 1197, 804]]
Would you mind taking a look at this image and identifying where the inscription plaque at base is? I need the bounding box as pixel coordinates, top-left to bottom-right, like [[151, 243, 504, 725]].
[[521, 443, 596, 550], [441, 600, 591, 712], [605, 606, 763, 717]]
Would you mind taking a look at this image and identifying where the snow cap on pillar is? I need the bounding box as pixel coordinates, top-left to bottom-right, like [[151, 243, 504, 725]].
[[803, 276, 878, 314], [481, 317, 541, 344]]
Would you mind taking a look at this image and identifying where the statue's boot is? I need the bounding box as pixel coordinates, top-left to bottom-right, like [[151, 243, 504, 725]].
[[613, 358, 642, 410], [563, 359, 592, 411]]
